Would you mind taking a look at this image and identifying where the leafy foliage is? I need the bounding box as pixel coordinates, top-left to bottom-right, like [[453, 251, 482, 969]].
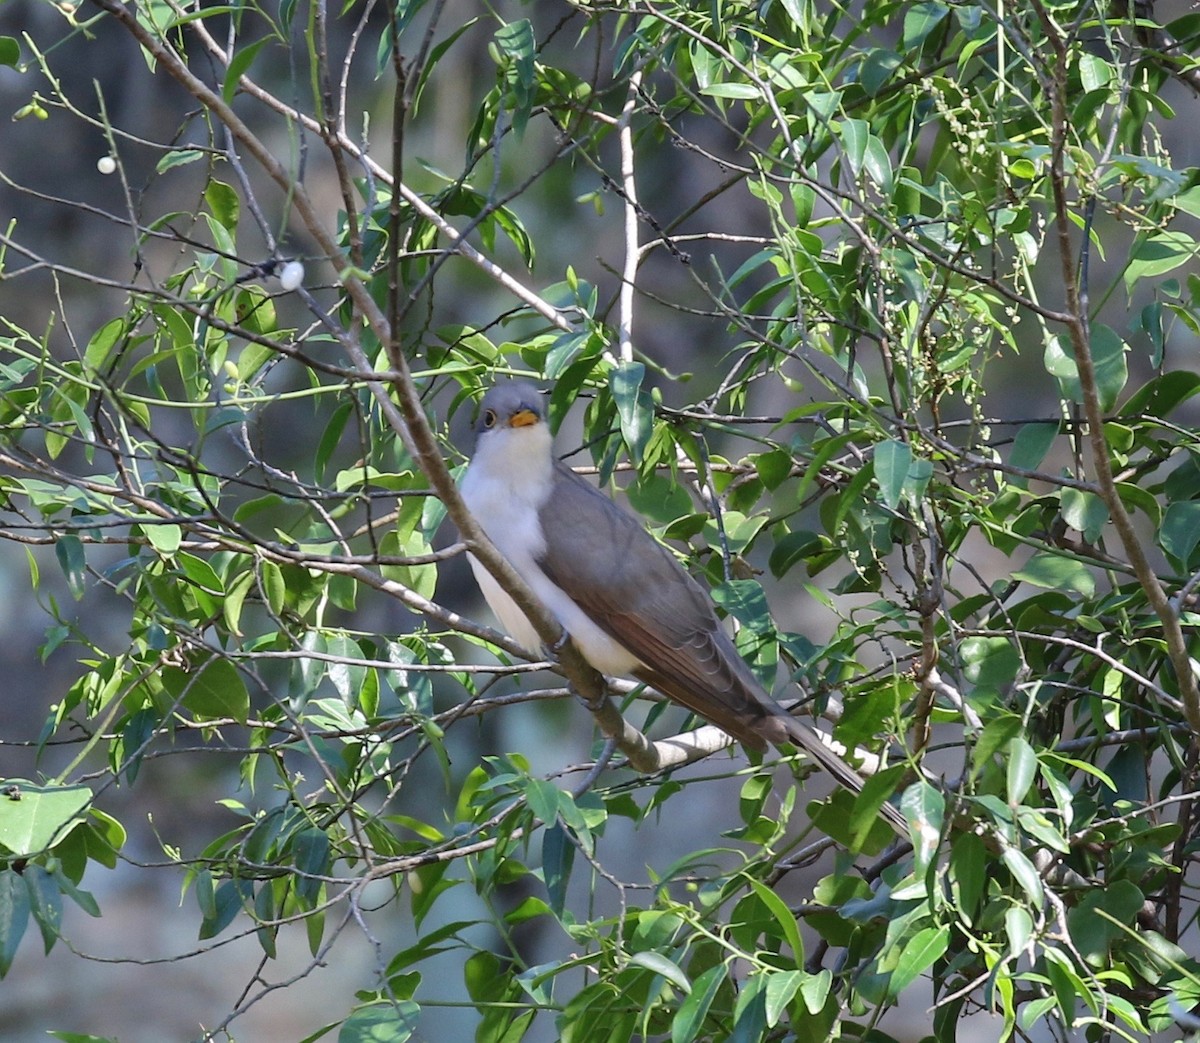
[[3, 0, 1200, 1040]]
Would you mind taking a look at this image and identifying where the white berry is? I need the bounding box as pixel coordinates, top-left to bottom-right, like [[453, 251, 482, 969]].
[[278, 260, 304, 291], [97, 155, 116, 175]]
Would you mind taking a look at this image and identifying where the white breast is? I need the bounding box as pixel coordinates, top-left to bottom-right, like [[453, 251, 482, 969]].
[[461, 427, 641, 676]]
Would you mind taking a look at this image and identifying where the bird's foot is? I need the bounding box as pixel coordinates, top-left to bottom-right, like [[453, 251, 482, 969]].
[[546, 628, 571, 655]]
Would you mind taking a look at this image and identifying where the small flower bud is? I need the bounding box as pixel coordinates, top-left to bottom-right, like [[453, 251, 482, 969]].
[[97, 155, 116, 175]]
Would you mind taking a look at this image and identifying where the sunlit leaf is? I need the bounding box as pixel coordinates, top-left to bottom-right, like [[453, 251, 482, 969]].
[[874, 439, 911, 509], [0, 782, 91, 857], [1013, 551, 1095, 597], [1043, 325, 1127, 411], [163, 655, 250, 724]]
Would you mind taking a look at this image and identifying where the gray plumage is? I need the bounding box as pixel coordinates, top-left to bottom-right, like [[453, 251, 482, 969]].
[[461, 380, 902, 830]]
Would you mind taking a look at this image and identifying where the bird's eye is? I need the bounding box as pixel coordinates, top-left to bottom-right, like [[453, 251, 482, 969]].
[[482, 409, 497, 429]]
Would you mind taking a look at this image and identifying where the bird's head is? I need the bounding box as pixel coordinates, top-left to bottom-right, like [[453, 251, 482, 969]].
[[472, 381, 553, 469], [475, 381, 546, 435]]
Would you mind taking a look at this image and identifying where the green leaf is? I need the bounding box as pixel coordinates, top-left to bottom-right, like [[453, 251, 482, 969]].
[[949, 832, 986, 922], [838, 118, 868, 176], [163, 655, 250, 724], [900, 781, 944, 875], [1066, 879, 1145, 961], [544, 331, 590, 380], [261, 560, 286, 616], [0, 782, 91, 857], [798, 968, 832, 1015], [863, 135, 893, 192], [763, 970, 804, 1026], [902, 2, 949, 49], [1044, 949, 1084, 1021], [768, 529, 822, 578], [1160, 501, 1200, 566], [178, 552, 225, 599], [253, 882, 277, 958], [888, 925, 950, 996], [671, 964, 725, 1043], [46, 380, 94, 458], [465, 950, 504, 1003], [0, 868, 30, 977], [55, 534, 86, 600], [338, 998, 422, 1036], [1009, 422, 1058, 484], [1043, 325, 1127, 411], [198, 879, 246, 939], [1125, 230, 1197, 293], [711, 580, 772, 634], [235, 287, 277, 338], [409, 20, 478, 116], [1120, 370, 1200, 419], [144, 523, 183, 557], [1006, 737, 1037, 805], [747, 876, 805, 966], [1002, 847, 1044, 905], [1089, 324, 1129, 411], [739, 772, 771, 825], [1005, 905, 1033, 957], [729, 972, 768, 1042], [848, 765, 907, 851], [155, 149, 205, 173], [542, 822, 574, 920], [629, 951, 690, 992], [960, 636, 1019, 689], [222, 36, 272, 101], [221, 570, 255, 635], [387, 920, 475, 974], [873, 439, 911, 510], [610, 361, 651, 465], [0, 37, 20, 68], [325, 632, 366, 705], [84, 317, 126, 373], [1012, 551, 1095, 598], [48, 1033, 120, 1043], [1059, 488, 1107, 543], [494, 19, 534, 137], [293, 828, 330, 905], [701, 82, 761, 100], [87, 807, 127, 859], [1079, 53, 1113, 91], [523, 779, 560, 825], [626, 472, 693, 524], [1017, 806, 1069, 853], [752, 449, 792, 490], [24, 865, 62, 953], [204, 180, 240, 234]]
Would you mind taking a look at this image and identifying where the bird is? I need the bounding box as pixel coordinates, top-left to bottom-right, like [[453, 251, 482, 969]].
[[460, 380, 903, 830]]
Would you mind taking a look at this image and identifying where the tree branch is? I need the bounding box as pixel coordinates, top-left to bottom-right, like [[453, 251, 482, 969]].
[[87, 0, 664, 772], [1034, 1, 1200, 732]]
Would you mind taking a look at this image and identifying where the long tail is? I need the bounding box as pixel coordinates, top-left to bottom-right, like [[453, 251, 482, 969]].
[[764, 710, 909, 837]]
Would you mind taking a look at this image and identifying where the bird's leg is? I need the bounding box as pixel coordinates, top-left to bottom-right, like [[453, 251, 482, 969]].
[[542, 628, 605, 712], [569, 678, 607, 714]]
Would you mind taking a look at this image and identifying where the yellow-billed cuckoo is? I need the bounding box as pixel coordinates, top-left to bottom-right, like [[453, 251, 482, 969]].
[[461, 381, 899, 825]]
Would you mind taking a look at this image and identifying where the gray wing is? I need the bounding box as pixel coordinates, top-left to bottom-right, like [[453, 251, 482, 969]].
[[536, 461, 783, 748], [537, 463, 907, 831]]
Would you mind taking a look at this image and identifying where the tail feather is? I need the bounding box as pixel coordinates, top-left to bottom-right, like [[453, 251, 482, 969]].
[[759, 709, 909, 837]]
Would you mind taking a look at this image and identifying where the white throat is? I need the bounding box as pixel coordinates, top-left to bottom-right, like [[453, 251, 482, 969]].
[[460, 421, 640, 676], [464, 422, 556, 516]]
